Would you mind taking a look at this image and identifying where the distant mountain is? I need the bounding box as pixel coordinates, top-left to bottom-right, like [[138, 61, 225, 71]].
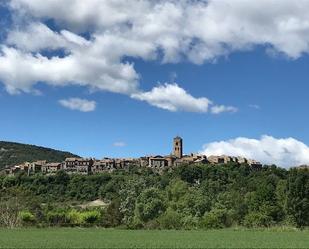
[[0, 141, 79, 170]]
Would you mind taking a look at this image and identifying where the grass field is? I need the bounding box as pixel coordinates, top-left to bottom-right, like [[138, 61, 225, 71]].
[[0, 228, 308, 249]]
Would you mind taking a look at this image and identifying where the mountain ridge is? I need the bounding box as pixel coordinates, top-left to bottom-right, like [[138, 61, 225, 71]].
[[0, 141, 79, 170]]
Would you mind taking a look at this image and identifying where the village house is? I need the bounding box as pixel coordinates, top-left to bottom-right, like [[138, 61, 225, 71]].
[[5, 162, 31, 175], [148, 156, 169, 168], [63, 157, 94, 174], [42, 162, 62, 174], [92, 158, 116, 173], [29, 160, 47, 174]]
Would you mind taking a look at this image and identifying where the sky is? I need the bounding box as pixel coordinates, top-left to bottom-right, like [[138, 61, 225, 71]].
[[1, 0, 309, 168]]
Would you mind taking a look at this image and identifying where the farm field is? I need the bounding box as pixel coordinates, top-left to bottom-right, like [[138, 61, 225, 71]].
[[0, 228, 308, 249]]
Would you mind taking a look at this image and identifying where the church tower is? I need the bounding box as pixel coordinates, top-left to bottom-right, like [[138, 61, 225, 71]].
[[173, 136, 183, 158]]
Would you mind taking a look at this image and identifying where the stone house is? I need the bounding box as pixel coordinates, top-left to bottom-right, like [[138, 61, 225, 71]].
[[92, 158, 115, 173], [149, 156, 169, 168], [63, 157, 94, 174], [42, 162, 62, 174]]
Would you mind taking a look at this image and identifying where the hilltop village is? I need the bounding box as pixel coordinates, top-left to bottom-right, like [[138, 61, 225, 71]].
[[4, 137, 262, 175]]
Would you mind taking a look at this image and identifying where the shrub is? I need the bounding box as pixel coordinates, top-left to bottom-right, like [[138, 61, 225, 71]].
[[46, 210, 67, 225], [202, 208, 233, 229], [181, 215, 199, 230], [159, 208, 182, 229], [144, 219, 160, 229], [66, 210, 83, 225], [244, 212, 273, 227], [81, 210, 101, 224], [18, 211, 35, 224]]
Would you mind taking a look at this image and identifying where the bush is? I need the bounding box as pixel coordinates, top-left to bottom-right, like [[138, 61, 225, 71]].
[[244, 212, 273, 227], [66, 210, 83, 225], [202, 208, 233, 229], [18, 211, 35, 224], [159, 208, 182, 229], [181, 215, 199, 230], [46, 210, 67, 225], [81, 210, 101, 224], [144, 219, 160, 229], [64, 209, 102, 226]]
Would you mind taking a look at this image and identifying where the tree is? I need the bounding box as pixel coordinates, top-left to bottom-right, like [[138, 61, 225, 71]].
[[119, 178, 147, 226], [286, 168, 309, 227], [103, 199, 123, 227], [0, 197, 21, 228], [135, 188, 165, 223], [159, 208, 182, 229], [202, 208, 233, 229], [166, 179, 188, 202]]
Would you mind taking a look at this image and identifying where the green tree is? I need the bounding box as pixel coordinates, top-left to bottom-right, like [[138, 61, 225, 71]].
[[286, 168, 309, 227], [159, 208, 182, 229], [103, 199, 123, 227], [135, 188, 165, 223], [202, 208, 233, 229]]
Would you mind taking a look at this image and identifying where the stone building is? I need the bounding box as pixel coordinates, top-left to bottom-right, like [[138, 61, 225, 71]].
[[5, 162, 31, 175], [208, 155, 231, 164], [173, 136, 183, 158], [115, 158, 139, 169], [139, 156, 150, 167], [148, 156, 169, 168], [236, 156, 247, 164], [173, 153, 207, 166], [92, 158, 115, 173], [42, 162, 62, 174], [30, 160, 47, 174], [63, 157, 94, 174]]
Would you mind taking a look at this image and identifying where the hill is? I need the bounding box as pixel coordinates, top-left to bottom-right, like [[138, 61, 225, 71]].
[[0, 141, 79, 170]]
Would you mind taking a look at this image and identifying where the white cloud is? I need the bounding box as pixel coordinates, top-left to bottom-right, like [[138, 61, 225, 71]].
[[200, 135, 309, 168], [0, 44, 139, 95], [9, 0, 309, 60], [7, 22, 67, 51], [59, 98, 96, 112], [132, 83, 212, 112], [211, 105, 238, 114], [3, 0, 309, 111], [113, 141, 126, 147]]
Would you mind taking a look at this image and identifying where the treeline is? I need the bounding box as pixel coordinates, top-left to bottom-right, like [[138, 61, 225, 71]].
[[0, 163, 308, 229]]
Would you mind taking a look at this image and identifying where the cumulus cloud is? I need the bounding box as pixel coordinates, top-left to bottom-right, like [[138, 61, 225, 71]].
[[132, 83, 237, 113], [9, 0, 309, 60], [132, 83, 211, 112], [200, 135, 309, 168], [2, 0, 309, 111], [59, 98, 96, 112]]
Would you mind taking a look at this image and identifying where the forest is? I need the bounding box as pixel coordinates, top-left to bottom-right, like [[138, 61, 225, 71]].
[[0, 163, 308, 229]]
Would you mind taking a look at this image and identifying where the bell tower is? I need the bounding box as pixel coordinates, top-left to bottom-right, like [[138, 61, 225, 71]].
[[173, 136, 183, 158]]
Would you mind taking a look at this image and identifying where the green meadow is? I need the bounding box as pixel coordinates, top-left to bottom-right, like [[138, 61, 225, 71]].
[[0, 228, 308, 249]]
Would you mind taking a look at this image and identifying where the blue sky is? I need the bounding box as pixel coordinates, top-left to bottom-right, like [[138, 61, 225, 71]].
[[1, 0, 309, 167]]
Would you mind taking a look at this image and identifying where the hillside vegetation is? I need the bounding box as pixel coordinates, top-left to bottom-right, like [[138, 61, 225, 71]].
[[0, 141, 79, 170], [0, 164, 308, 229]]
